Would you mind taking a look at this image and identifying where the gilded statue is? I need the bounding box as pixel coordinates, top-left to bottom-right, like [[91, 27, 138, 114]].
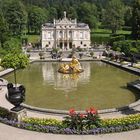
[[58, 57, 84, 74]]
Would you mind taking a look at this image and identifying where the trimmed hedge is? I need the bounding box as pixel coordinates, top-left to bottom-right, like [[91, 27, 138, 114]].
[[110, 35, 125, 46], [91, 35, 110, 44]]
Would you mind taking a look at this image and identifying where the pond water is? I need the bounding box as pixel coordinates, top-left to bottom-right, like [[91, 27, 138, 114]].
[[3, 61, 139, 110]]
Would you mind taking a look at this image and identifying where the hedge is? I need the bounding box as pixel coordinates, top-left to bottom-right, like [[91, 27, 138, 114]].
[[91, 35, 110, 44]]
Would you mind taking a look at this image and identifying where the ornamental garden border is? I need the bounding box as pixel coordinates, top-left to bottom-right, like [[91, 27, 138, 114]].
[[0, 106, 140, 135]]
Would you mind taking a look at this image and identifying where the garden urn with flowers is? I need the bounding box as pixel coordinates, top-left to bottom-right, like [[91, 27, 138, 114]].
[[0, 53, 29, 111]]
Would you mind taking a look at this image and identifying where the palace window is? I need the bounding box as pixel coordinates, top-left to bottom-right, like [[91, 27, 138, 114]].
[[60, 31, 63, 38], [69, 31, 72, 38], [48, 32, 51, 39], [80, 32, 84, 39], [43, 34, 47, 39]]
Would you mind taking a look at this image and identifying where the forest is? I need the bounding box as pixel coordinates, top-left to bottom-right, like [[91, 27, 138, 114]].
[[0, 0, 140, 56]]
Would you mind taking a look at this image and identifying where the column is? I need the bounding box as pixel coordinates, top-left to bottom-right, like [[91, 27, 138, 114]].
[[67, 41, 69, 50], [62, 42, 65, 50]]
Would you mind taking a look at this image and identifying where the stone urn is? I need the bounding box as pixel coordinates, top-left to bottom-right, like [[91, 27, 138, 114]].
[[7, 83, 25, 111]]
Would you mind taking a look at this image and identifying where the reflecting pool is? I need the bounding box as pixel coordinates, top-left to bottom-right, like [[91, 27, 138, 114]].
[[3, 61, 139, 110]]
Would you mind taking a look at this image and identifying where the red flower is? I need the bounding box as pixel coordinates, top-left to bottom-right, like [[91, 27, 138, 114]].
[[90, 107, 97, 114], [69, 108, 76, 115], [79, 113, 86, 118], [86, 109, 90, 113]]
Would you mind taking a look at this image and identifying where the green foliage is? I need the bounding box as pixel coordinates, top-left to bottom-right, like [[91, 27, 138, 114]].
[[28, 6, 48, 34], [22, 117, 62, 127], [0, 12, 10, 47], [67, 7, 78, 19], [0, 53, 29, 69], [63, 108, 101, 131], [4, 0, 27, 36], [0, 38, 22, 57], [110, 35, 125, 45], [101, 114, 140, 127], [77, 2, 99, 28], [102, 0, 125, 34], [3, 38, 22, 54], [91, 35, 110, 44], [48, 7, 58, 22], [113, 40, 140, 55], [0, 105, 140, 134], [131, 0, 140, 39], [124, 6, 132, 27], [0, 107, 9, 118], [52, 48, 59, 53]]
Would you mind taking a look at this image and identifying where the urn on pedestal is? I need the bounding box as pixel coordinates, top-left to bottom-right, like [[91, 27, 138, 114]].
[[7, 83, 25, 111]]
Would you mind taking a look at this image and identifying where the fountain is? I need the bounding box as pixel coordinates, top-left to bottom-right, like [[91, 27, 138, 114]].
[[58, 56, 84, 74], [3, 61, 139, 110]]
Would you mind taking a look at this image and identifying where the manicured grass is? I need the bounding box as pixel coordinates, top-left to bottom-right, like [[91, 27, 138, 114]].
[[117, 30, 131, 35], [91, 28, 131, 37], [26, 34, 40, 43]]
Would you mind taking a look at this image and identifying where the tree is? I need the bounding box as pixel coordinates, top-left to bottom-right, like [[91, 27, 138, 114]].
[[48, 7, 58, 22], [131, 0, 140, 40], [3, 38, 22, 54], [77, 2, 98, 28], [4, 0, 27, 36], [28, 6, 48, 34], [124, 6, 132, 27], [67, 7, 77, 19], [0, 53, 29, 87], [102, 0, 125, 34], [0, 12, 9, 48]]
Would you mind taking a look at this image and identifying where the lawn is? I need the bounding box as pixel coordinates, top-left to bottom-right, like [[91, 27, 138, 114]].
[[26, 34, 40, 43], [91, 28, 131, 37]]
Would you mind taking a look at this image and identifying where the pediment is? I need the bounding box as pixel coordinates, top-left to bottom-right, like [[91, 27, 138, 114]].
[[58, 18, 73, 25]]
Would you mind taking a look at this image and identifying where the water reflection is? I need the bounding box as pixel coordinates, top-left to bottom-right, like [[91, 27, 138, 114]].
[[42, 62, 90, 92]]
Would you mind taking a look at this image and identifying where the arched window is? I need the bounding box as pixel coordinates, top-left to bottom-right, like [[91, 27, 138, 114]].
[[69, 31, 72, 38], [60, 31, 63, 38]]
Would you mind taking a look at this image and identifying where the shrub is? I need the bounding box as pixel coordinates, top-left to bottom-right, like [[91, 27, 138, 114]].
[[0, 107, 9, 118], [22, 117, 62, 127], [112, 40, 140, 56], [62, 108, 101, 131], [91, 36, 110, 44], [101, 114, 140, 128], [109, 35, 125, 46]]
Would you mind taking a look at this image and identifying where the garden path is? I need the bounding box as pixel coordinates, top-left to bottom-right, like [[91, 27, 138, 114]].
[[0, 122, 140, 140]]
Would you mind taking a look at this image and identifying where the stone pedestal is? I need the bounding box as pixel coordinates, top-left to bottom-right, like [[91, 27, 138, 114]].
[[9, 109, 27, 121]]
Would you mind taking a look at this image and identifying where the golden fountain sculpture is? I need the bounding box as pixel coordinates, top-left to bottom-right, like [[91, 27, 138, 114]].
[[58, 57, 84, 74]]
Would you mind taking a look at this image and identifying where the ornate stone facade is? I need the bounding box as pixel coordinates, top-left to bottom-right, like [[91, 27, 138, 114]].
[[41, 12, 91, 50]]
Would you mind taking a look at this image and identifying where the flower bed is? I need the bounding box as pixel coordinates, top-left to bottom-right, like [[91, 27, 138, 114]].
[[0, 107, 140, 135]]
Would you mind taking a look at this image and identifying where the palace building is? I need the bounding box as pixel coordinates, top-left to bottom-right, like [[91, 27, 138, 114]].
[[41, 11, 91, 50]]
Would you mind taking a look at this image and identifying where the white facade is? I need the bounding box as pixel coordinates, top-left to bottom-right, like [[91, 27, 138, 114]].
[[41, 12, 91, 50]]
